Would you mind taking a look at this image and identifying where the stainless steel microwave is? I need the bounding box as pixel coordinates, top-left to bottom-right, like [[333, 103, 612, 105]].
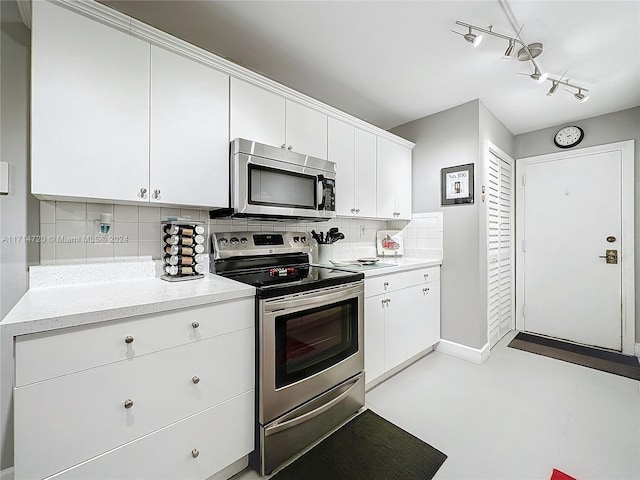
[[218, 139, 336, 221]]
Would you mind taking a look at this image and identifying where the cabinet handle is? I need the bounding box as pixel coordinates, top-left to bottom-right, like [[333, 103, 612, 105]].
[[192, 321, 200, 329], [139, 188, 147, 199], [423, 287, 430, 294], [281, 144, 286, 149], [192, 376, 200, 384], [152, 189, 161, 200], [383, 281, 389, 289], [351, 208, 356, 213], [356, 208, 360, 214], [287, 145, 293, 150], [382, 298, 390, 307], [124, 335, 134, 344], [191, 449, 199, 459], [424, 273, 429, 280], [124, 399, 134, 409]]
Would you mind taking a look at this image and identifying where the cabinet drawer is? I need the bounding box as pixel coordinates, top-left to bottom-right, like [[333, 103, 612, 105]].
[[364, 266, 440, 297], [15, 298, 254, 386], [14, 328, 254, 480], [49, 391, 254, 480]]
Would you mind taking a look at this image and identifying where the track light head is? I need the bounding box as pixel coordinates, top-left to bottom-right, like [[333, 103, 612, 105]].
[[530, 68, 548, 83], [502, 40, 515, 60], [547, 81, 559, 96], [574, 89, 589, 103], [464, 27, 483, 46]]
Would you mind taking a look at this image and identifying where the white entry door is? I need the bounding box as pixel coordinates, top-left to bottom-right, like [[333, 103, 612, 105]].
[[519, 149, 623, 350]]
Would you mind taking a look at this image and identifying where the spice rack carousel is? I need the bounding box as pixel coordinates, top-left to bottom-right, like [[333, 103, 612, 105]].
[[161, 220, 207, 282]]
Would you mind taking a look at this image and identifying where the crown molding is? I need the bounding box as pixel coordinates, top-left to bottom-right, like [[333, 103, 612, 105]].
[[50, 0, 414, 149]]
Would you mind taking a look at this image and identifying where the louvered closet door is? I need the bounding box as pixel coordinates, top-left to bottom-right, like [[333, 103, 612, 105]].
[[488, 150, 514, 348]]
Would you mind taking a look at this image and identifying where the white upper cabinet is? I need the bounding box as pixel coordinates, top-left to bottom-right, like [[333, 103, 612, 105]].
[[31, 2, 231, 208], [376, 137, 412, 220], [230, 78, 328, 159], [230, 77, 286, 149], [328, 118, 355, 216], [354, 128, 377, 218], [150, 46, 229, 207], [285, 99, 328, 160], [31, 0, 150, 203]]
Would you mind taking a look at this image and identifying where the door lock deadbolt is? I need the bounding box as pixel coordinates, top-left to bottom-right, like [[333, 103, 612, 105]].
[[599, 249, 618, 264]]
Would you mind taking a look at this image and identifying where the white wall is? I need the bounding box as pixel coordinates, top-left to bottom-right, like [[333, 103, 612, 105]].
[[0, 5, 34, 469], [392, 100, 483, 348], [514, 106, 640, 342], [391, 99, 515, 350]]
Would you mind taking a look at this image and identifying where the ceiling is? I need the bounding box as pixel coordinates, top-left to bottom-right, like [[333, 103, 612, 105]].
[[97, 1, 639, 134]]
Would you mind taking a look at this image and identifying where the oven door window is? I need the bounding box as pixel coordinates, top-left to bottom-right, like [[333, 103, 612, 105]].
[[249, 164, 317, 209], [274, 298, 358, 388]]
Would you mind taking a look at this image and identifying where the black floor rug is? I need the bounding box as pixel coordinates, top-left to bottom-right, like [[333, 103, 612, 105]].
[[270, 409, 447, 480], [508, 332, 640, 381]]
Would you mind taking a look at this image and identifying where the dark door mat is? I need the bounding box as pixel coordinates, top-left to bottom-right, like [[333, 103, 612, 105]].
[[508, 332, 640, 381], [270, 409, 447, 480]]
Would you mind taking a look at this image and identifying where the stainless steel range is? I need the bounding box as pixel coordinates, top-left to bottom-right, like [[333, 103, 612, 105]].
[[211, 231, 365, 475]]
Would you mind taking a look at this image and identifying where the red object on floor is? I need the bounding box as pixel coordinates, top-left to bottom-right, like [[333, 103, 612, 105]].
[[550, 469, 578, 480]]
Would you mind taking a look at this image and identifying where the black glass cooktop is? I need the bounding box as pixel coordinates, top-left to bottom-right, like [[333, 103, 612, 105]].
[[215, 260, 363, 299]]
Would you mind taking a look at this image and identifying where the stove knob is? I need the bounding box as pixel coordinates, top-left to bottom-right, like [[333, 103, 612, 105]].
[[293, 236, 300, 243], [218, 238, 228, 246], [240, 237, 248, 244], [230, 237, 239, 246], [300, 236, 307, 243]]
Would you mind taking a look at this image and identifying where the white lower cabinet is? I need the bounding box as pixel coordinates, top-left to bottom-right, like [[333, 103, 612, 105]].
[[50, 391, 254, 480], [13, 300, 255, 480], [364, 266, 441, 385]]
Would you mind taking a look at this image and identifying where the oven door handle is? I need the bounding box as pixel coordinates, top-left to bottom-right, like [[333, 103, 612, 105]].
[[264, 283, 363, 312], [264, 375, 361, 437]]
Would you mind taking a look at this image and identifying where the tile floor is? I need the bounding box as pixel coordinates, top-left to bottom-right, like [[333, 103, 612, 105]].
[[233, 331, 640, 480]]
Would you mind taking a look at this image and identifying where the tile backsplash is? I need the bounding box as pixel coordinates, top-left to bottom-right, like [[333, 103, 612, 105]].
[[38, 201, 443, 265]]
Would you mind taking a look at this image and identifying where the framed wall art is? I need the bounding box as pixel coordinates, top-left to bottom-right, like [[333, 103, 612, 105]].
[[441, 163, 474, 205]]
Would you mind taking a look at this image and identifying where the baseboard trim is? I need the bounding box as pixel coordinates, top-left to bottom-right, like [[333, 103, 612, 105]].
[[0, 467, 14, 480], [436, 339, 490, 365]]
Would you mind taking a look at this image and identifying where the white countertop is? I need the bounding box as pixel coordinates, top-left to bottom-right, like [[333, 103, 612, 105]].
[[314, 257, 442, 278], [1, 267, 255, 337]]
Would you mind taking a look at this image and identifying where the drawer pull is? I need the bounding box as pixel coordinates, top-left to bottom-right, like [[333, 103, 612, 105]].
[[192, 376, 200, 384], [383, 282, 389, 289], [192, 321, 200, 329], [424, 274, 429, 280], [124, 399, 134, 409], [191, 449, 199, 458], [423, 287, 430, 294], [124, 336, 134, 344]]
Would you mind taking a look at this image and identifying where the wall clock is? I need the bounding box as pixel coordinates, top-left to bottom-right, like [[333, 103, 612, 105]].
[[554, 125, 584, 149]]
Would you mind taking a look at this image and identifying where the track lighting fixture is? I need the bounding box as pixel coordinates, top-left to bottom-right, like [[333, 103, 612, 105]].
[[453, 20, 590, 101]]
